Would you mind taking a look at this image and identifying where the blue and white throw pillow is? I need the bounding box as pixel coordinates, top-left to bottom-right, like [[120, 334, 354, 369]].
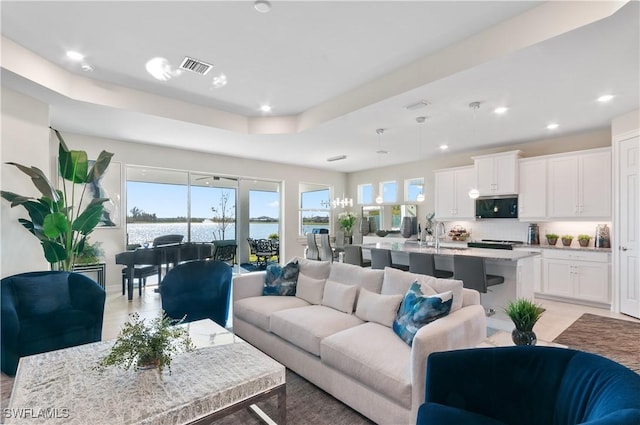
[[392, 281, 453, 346], [263, 261, 300, 296]]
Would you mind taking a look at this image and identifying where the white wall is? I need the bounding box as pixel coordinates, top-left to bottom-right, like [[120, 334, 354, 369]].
[[612, 109, 640, 137], [61, 132, 347, 288], [1, 88, 51, 277]]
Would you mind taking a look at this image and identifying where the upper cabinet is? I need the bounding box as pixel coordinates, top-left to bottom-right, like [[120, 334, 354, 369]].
[[434, 166, 475, 221], [473, 150, 521, 196], [518, 158, 547, 220], [547, 148, 611, 219]]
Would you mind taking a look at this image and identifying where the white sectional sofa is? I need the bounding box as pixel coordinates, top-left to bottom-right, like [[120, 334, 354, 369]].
[[232, 257, 486, 425]]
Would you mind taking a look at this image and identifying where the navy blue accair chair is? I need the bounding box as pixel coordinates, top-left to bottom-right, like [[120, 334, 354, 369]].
[[417, 346, 640, 425], [1, 271, 106, 376], [160, 260, 232, 327]]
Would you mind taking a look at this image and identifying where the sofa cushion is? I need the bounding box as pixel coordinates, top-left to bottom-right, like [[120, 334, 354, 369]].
[[327, 262, 384, 295], [322, 280, 357, 313], [295, 273, 326, 305], [417, 403, 507, 425], [381, 267, 463, 312], [393, 283, 453, 346], [355, 288, 403, 327], [263, 261, 300, 296], [270, 305, 364, 356], [234, 296, 310, 331], [321, 322, 412, 408], [291, 256, 332, 280]]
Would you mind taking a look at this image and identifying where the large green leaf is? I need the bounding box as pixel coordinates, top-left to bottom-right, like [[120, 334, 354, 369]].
[[22, 200, 52, 226], [5, 163, 59, 202], [57, 131, 88, 183], [72, 200, 106, 234], [0, 191, 33, 207], [19, 219, 48, 241], [43, 212, 70, 239], [41, 240, 67, 263], [87, 150, 114, 184]]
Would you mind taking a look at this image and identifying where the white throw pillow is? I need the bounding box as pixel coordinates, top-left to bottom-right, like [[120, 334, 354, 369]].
[[322, 280, 357, 314], [295, 273, 326, 305], [355, 287, 403, 327], [420, 275, 464, 313]]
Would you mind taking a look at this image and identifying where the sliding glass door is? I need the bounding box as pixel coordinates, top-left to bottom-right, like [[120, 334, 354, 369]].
[[190, 174, 238, 242]]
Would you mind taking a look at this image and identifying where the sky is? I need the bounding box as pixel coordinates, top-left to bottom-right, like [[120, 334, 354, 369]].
[[126, 182, 282, 219]]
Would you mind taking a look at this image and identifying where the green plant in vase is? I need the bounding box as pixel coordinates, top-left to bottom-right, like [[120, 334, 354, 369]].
[[577, 234, 591, 247], [545, 233, 559, 246], [1, 129, 113, 271], [504, 298, 545, 346], [337, 211, 357, 236], [561, 235, 573, 247]]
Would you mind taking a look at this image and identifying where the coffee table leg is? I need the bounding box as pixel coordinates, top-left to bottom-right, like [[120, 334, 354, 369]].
[[277, 385, 286, 425]]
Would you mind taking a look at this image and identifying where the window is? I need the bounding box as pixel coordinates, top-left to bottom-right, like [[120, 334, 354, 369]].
[[299, 184, 330, 235], [381, 181, 398, 204], [190, 174, 237, 242], [405, 178, 424, 202], [358, 183, 373, 205], [249, 186, 280, 240]]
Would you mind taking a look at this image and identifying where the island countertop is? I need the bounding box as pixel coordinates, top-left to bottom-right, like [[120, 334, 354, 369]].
[[361, 241, 541, 261]]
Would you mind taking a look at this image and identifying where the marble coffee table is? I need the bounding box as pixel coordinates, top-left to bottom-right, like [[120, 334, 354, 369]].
[[7, 320, 286, 425]]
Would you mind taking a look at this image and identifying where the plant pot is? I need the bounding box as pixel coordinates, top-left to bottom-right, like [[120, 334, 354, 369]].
[[561, 238, 572, 247], [511, 329, 537, 346], [578, 239, 589, 247], [546, 237, 558, 246], [137, 358, 161, 370]]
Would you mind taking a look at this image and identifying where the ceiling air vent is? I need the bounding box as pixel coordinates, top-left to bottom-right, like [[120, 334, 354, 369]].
[[179, 56, 213, 75], [327, 155, 347, 162]]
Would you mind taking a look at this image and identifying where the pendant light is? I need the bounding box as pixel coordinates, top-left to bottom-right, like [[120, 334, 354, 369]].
[[415, 116, 426, 203], [375, 128, 385, 205]]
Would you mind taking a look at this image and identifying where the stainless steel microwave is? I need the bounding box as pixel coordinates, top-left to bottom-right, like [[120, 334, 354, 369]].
[[475, 196, 518, 219]]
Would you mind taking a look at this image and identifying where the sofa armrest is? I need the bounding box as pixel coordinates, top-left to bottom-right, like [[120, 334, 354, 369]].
[[233, 271, 266, 302], [461, 288, 480, 307], [410, 304, 486, 421]]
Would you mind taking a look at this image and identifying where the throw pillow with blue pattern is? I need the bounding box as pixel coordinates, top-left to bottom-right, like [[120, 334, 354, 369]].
[[393, 281, 453, 346], [263, 261, 300, 296]]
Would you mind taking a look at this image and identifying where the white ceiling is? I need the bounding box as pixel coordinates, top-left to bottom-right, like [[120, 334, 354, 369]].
[[1, 1, 638, 173]]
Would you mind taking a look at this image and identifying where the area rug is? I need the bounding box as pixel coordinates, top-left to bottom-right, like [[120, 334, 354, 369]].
[[1, 370, 374, 425], [553, 313, 640, 372]]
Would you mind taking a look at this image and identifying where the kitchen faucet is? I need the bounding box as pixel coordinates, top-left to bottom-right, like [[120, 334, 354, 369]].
[[434, 221, 445, 251]]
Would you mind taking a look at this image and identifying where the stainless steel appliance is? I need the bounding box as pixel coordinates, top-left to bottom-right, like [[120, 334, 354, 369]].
[[467, 239, 523, 250], [475, 196, 518, 219]]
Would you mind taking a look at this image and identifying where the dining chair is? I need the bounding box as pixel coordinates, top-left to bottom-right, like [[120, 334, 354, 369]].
[[370, 248, 409, 271], [351, 232, 363, 245], [318, 233, 336, 262], [453, 255, 504, 293], [255, 239, 275, 268], [334, 230, 347, 254], [409, 252, 454, 278], [343, 245, 371, 267], [306, 233, 320, 260]]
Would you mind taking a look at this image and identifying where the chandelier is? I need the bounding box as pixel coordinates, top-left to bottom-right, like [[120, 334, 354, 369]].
[[322, 195, 353, 209]]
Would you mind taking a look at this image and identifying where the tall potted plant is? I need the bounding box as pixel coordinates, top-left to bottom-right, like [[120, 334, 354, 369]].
[[1, 129, 114, 271]]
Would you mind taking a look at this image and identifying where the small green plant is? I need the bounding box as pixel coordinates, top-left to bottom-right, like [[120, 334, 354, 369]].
[[545, 233, 559, 239], [95, 312, 195, 374], [578, 234, 591, 241], [75, 238, 104, 264], [268, 233, 279, 240], [561, 235, 573, 240], [504, 298, 545, 331], [337, 211, 357, 233]]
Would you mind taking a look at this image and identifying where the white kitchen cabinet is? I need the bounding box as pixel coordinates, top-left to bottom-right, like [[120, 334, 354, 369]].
[[541, 249, 610, 305], [434, 166, 475, 220], [547, 148, 611, 219], [518, 158, 547, 219], [473, 150, 521, 196]]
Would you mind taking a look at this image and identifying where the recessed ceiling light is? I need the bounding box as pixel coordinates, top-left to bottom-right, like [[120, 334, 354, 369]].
[[66, 50, 85, 61], [260, 104, 272, 113], [439, 144, 449, 150], [597, 94, 614, 103], [80, 63, 94, 72], [494, 107, 508, 114], [145, 57, 181, 81], [211, 73, 227, 88], [547, 123, 559, 130], [254, 0, 271, 13]]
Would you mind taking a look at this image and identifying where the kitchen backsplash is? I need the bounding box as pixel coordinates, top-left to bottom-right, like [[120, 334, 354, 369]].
[[442, 220, 612, 246]]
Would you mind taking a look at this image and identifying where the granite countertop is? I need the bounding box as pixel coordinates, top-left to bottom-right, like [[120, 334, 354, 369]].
[[516, 244, 612, 253], [361, 242, 540, 261]]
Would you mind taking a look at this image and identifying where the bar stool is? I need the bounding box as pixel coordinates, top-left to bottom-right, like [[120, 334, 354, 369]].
[[344, 245, 371, 267], [370, 248, 409, 271], [453, 255, 504, 293], [306, 233, 320, 260], [409, 252, 454, 278]]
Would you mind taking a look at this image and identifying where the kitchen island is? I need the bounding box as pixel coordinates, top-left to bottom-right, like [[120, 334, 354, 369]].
[[361, 241, 541, 330]]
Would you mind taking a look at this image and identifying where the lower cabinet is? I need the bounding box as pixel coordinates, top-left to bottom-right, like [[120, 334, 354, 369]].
[[541, 250, 610, 305]]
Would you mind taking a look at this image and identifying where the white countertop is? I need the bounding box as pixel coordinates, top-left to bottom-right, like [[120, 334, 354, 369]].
[[361, 241, 540, 261]]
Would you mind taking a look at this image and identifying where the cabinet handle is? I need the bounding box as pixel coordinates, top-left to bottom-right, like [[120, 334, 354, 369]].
[[620, 246, 628, 251]]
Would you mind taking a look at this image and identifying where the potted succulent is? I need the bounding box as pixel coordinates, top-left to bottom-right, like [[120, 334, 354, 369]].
[[95, 312, 195, 374], [577, 234, 591, 247], [504, 298, 545, 346], [545, 233, 559, 246], [1, 129, 113, 271], [561, 235, 573, 247]]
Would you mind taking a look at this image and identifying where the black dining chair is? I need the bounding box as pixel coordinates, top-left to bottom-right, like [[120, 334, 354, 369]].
[[453, 255, 504, 293], [344, 245, 371, 267], [409, 252, 454, 278], [370, 248, 409, 271]]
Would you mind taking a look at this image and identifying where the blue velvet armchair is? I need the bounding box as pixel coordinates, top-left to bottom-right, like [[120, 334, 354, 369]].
[[1, 271, 106, 376], [417, 346, 640, 425], [160, 260, 232, 327]]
